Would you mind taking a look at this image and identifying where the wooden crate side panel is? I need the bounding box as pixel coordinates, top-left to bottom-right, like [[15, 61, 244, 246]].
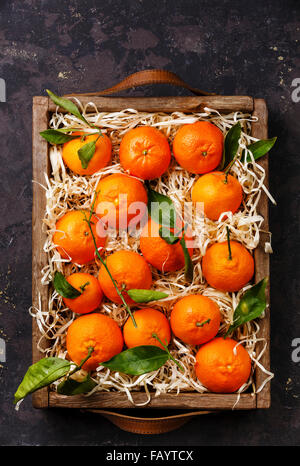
[[49, 392, 256, 410], [48, 95, 254, 113], [251, 99, 271, 409], [32, 97, 50, 408]]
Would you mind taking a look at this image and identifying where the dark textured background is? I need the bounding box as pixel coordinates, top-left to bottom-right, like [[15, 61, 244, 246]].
[[0, 0, 299, 447]]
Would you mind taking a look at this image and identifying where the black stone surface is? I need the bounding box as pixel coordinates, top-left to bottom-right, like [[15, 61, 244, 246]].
[[0, 0, 299, 447]]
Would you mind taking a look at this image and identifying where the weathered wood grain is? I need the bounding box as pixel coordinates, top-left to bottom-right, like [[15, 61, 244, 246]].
[[48, 95, 254, 113], [49, 391, 256, 410], [251, 99, 271, 409], [32, 97, 50, 408]]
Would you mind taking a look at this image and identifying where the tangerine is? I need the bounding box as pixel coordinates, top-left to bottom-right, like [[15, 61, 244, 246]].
[[170, 294, 221, 345], [119, 126, 171, 180], [173, 121, 223, 174], [202, 240, 254, 292], [62, 132, 112, 175], [123, 308, 171, 350], [140, 218, 193, 272], [53, 210, 106, 265], [192, 171, 243, 221], [66, 313, 124, 371], [94, 173, 148, 229], [195, 337, 251, 392], [98, 250, 152, 305], [63, 272, 103, 314]]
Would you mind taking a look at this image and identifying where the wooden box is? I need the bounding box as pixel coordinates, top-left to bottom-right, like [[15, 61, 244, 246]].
[[32, 95, 270, 412]]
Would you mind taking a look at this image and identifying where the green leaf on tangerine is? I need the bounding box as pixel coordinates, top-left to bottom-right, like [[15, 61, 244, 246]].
[[53, 271, 81, 299], [127, 289, 168, 303], [243, 137, 277, 162], [146, 186, 176, 228], [46, 89, 90, 126], [57, 374, 97, 396], [226, 278, 268, 336], [101, 345, 169, 376], [40, 129, 81, 144], [14, 358, 71, 404], [77, 140, 96, 169], [221, 122, 242, 170]]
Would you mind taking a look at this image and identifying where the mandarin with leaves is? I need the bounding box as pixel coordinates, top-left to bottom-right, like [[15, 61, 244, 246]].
[[53, 210, 106, 265], [123, 308, 171, 350], [170, 294, 221, 345], [173, 121, 224, 174], [119, 126, 171, 180], [66, 313, 124, 371], [62, 131, 112, 175], [195, 337, 251, 392], [62, 272, 103, 314], [191, 171, 243, 221], [98, 250, 152, 305], [140, 217, 193, 273]]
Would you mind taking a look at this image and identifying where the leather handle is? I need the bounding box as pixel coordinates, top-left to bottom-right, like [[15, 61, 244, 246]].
[[84, 409, 215, 435], [64, 69, 216, 97]]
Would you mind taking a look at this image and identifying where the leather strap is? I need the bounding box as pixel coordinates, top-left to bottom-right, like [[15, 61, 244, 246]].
[[84, 409, 215, 435], [64, 69, 216, 97]]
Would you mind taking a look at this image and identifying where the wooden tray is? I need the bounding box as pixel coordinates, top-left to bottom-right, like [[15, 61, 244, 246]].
[[32, 95, 270, 411]]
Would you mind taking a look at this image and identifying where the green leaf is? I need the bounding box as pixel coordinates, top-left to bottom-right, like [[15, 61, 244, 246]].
[[53, 271, 81, 299], [180, 236, 193, 282], [146, 186, 176, 228], [221, 122, 242, 170], [127, 289, 168, 303], [226, 278, 268, 336], [14, 358, 71, 404], [158, 226, 180, 245], [243, 137, 277, 163], [40, 129, 81, 145], [57, 374, 97, 396], [46, 89, 90, 126], [101, 345, 169, 376], [77, 140, 96, 169]]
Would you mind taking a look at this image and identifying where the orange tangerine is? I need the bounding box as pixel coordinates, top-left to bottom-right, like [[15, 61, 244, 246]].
[[62, 132, 112, 175], [119, 126, 171, 180], [98, 250, 152, 305], [173, 121, 223, 174], [170, 294, 221, 345], [140, 218, 193, 272], [66, 313, 124, 371], [191, 171, 243, 221], [123, 308, 171, 349], [202, 240, 254, 292], [53, 210, 106, 265], [63, 273, 103, 314], [195, 337, 251, 393], [94, 173, 148, 229]]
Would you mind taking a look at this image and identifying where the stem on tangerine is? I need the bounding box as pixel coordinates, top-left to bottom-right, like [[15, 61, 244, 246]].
[[226, 226, 232, 261], [152, 333, 184, 372], [195, 318, 211, 328], [68, 346, 94, 377]]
